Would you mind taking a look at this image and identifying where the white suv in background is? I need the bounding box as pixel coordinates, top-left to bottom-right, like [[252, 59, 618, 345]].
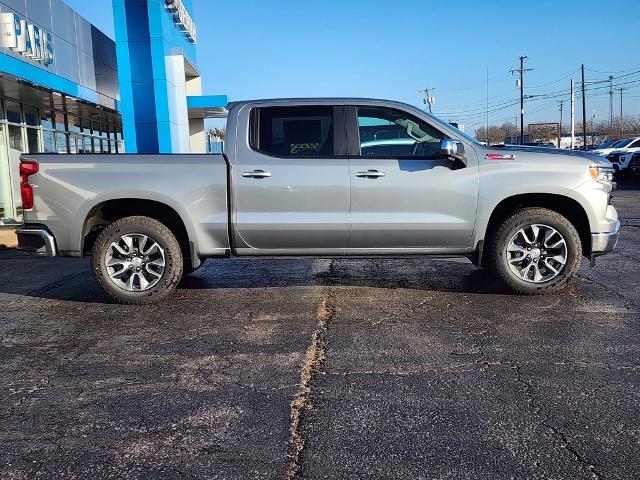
[[593, 137, 640, 174], [592, 137, 640, 156]]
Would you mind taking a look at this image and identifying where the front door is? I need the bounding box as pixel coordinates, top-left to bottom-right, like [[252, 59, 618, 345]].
[[232, 105, 350, 254], [347, 105, 479, 252]]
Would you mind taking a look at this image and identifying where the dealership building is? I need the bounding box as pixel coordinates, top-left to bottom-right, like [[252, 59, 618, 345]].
[[0, 0, 227, 226]]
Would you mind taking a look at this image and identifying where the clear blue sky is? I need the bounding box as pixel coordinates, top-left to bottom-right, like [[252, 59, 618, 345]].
[[65, 0, 640, 130]]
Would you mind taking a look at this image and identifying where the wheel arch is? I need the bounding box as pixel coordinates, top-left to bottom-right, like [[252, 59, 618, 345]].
[[81, 198, 196, 266], [480, 193, 592, 263]]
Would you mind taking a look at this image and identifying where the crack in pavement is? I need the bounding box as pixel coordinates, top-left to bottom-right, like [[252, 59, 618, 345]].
[[513, 366, 604, 479], [575, 273, 626, 300], [285, 271, 336, 480]]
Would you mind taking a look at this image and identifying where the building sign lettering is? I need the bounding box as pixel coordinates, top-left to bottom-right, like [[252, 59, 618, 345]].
[[165, 0, 197, 44], [1, 13, 54, 67]]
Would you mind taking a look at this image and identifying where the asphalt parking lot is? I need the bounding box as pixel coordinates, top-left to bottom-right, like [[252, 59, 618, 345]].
[[1, 186, 639, 480]]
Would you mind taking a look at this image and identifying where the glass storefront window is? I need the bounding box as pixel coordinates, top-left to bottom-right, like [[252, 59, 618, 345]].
[[54, 112, 66, 131], [42, 130, 56, 153], [68, 115, 81, 133], [26, 128, 40, 153], [0, 124, 14, 221], [6, 124, 24, 218], [24, 106, 39, 127], [5, 101, 22, 124], [40, 110, 54, 129], [83, 136, 93, 153], [56, 132, 69, 153], [81, 118, 92, 135], [8, 125, 23, 151]]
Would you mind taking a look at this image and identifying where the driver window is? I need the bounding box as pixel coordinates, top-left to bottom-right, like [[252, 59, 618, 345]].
[[357, 107, 446, 158]]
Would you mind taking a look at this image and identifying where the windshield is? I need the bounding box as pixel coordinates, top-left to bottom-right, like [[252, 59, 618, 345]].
[[598, 139, 616, 148], [613, 138, 633, 148], [430, 114, 481, 145]]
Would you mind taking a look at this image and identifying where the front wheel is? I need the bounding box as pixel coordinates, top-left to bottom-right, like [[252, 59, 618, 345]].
[[92, 216, 183, 304], [487, 208, 582, 294]]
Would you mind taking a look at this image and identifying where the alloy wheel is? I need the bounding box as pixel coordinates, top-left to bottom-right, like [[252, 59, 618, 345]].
[[506, 224, 567, 283], [104, 233, 166, 292]]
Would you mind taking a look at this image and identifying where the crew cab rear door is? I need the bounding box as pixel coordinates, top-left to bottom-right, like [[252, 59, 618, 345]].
[[230, 104, 350, 254], [346, 105, 479, 252]]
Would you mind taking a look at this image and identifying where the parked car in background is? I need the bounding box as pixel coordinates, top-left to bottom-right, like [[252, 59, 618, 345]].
[[608, 150, 637, 177], [523, 142, 556, 148], [628, 151, 640, 177], [596, 139, 619, 149], [592, 137, 640, 157], [16, 98, 619, 304]]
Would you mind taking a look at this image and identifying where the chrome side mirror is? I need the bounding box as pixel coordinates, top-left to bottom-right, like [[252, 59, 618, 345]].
[[439, 139, 465, 162]]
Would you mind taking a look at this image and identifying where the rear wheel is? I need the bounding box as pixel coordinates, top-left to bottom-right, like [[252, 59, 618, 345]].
[[92, 216, 183, 304], [487, 208, 582, 294]]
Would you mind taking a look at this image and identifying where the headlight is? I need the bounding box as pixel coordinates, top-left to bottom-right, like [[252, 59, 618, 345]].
[[589, 165, 614, 184]]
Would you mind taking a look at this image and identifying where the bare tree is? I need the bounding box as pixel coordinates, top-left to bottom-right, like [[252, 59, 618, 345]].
[[208, 127, 226, 141], [501, 122, 518, 138], [475, 125, 506, 145]]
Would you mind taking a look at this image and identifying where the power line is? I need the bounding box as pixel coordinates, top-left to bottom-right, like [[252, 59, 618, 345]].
[[585, 66, 640, 75], [432, 68, 640, 124]]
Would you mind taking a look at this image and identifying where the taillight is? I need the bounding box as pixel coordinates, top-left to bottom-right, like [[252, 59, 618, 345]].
[[20, 160, 39, 210]]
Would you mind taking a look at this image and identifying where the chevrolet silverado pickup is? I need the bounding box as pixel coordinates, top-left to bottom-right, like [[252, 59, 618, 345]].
[[16, 98, 620, 304]]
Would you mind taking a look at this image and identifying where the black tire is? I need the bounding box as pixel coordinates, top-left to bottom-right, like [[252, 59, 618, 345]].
[[486, 208, 582, 294], [91, 216, 183, 304]]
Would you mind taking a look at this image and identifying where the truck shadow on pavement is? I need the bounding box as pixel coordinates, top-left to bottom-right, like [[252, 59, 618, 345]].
[[0, 253, 514, 303], [179, 258, 511, 296]]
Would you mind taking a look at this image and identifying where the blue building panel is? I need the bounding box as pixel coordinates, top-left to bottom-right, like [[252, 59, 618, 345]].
[[114, 0, 202, 153], [187, 95, 229, 109]]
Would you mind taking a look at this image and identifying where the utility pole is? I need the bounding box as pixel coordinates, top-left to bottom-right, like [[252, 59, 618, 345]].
[[419, 88, 436, 113], [570, 79, 575, 149], [486, 66, 489, 142], [557, 100, 563, 148], [617, 87, 624, 117], [581, 64, 587, 150], [617, 87, 624, 136], [609, 75, 614, 127], [511, 56, 533, 145]]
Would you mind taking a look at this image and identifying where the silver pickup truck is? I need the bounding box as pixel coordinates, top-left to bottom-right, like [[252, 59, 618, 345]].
[[16, 98, 620, 304]]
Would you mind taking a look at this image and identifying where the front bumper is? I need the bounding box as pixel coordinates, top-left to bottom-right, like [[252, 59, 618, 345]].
[[591, 220, 620, 257], [15, 227, 57, 257]]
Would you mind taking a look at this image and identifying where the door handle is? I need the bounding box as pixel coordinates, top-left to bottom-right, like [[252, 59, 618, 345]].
[[242, 170, 272, 178], [356, 169, 386, 178]]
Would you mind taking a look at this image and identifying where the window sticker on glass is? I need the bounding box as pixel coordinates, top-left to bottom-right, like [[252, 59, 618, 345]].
[[254, 106, 334, 157]]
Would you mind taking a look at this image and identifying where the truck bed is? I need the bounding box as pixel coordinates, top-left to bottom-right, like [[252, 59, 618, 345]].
[[21, 154, 230, 257]]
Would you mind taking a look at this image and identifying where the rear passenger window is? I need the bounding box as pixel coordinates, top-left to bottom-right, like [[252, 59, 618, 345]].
[[252, 106, 334, 157]]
